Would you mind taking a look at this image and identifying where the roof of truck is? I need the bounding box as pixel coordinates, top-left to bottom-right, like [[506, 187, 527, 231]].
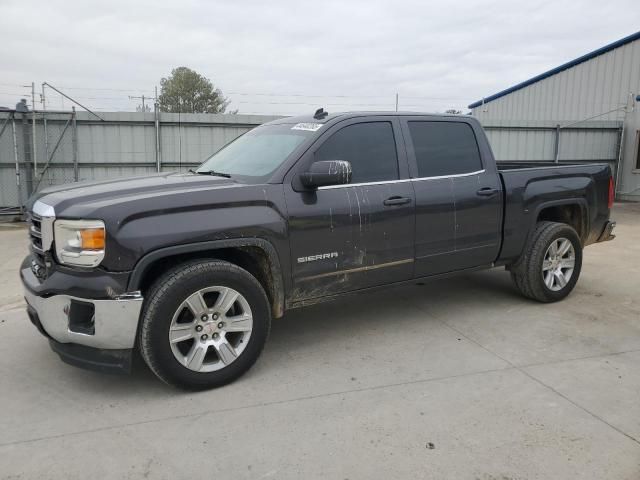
[[267, 111, 468, 125]]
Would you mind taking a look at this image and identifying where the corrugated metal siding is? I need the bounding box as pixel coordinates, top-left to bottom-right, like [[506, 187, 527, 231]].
[[482, 120, 621, 168], [0, 112, 281, 207], [484, 128, 555, 161], [472, 39, 639, 122], [471, 37, 640, 199]]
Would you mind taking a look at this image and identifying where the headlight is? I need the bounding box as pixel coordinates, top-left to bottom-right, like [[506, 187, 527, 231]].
[[54, 219, 106, 267]]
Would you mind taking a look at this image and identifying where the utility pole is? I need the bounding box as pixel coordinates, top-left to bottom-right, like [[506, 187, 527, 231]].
[[41, 83, 49, 172], [129, 94, 151, 112], [154, 86, 161, 172], [395, 93, 399, 112], [71, 107, 79, 181], [31, 82, 37, 178], [11, 114, 21, 213], [21, 105, 33, 196], [554, 124, 561, 163]]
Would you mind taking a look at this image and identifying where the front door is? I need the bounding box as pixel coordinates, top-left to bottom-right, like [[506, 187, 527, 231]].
[[284, 118, 415, 303]]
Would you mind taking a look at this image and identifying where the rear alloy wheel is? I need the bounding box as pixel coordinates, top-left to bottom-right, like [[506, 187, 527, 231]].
[[511, 221, 583, 302], [541, 238, 576, 292], [139, 260, 271, 390]]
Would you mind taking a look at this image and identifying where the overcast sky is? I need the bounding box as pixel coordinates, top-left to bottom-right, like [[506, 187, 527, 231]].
[[1, 0, 639, 115]]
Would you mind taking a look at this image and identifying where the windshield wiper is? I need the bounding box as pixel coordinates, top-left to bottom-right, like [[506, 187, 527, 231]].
[[189, 168, 232, 178]]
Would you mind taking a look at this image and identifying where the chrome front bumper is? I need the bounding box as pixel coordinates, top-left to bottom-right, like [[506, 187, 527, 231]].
[[23, 269, 143, 350]]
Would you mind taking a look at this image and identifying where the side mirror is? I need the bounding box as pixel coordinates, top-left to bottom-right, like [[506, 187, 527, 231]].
[[299, 160, 352, 189]]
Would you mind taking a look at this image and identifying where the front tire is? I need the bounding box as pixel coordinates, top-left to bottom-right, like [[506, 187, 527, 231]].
[[139, 260, 271, 390], [510, 221, 583, 303]]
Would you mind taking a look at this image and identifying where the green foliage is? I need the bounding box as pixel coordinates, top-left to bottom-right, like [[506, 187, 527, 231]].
[[159, 67, 230, 113]]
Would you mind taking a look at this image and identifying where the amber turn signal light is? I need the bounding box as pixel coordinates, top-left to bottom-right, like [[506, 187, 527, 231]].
[[80, 228, 105, 250]]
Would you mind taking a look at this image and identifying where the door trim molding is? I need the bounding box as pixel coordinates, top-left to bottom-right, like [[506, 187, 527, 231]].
[[412, 170, 485, 181], [318, 179, 411, 190], [317, 169, 486, 190], [298, 258, 414, 281]]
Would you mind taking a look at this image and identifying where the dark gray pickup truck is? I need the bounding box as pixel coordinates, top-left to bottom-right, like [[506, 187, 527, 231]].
[[21, 111, 616, 389]]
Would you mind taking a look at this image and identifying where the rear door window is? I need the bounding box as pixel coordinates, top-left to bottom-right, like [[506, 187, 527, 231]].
[[407, 121, 482, 177]]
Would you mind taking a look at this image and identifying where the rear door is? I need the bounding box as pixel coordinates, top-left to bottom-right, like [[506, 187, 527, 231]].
[[450, 121, 502, 269], [401, 118, 502, 276], [284, 117, 415, 302]]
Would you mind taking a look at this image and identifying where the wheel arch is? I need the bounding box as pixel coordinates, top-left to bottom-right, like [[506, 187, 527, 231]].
[[533, 199, 588, 243], [128, 239, 285, 318]]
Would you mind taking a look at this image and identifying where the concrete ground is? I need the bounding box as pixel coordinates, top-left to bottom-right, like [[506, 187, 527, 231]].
[[1, 204, 639, 480]]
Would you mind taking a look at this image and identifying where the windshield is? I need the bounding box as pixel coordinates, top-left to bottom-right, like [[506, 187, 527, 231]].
[[196, 124, 314, 180]]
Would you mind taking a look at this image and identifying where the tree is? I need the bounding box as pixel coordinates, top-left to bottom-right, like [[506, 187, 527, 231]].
[[159, 67, 230, 113], [445, 109, 462, 114]]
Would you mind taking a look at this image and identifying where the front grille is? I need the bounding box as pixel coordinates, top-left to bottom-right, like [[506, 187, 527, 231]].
[[29, 211, 47, 278], [30, 214, 43, 251]]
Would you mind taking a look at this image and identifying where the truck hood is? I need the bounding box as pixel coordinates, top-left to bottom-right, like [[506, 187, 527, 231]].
[[28, 171, 287, 272], [30, 172, 238, 218]]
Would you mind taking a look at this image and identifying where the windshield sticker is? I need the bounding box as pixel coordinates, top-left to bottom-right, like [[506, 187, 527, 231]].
[[292, 123, 323, 132]]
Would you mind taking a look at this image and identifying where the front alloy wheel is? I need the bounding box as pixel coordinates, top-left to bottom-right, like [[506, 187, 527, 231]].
[[139, 260, 271, 390], [169, 287, 253, 372]]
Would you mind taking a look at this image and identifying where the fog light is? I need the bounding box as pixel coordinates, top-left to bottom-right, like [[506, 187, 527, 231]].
[[67, 300, 95, 335]]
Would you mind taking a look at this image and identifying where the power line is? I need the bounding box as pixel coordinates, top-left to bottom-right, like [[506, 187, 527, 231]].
[[227, 91, 467, 101], [8, 83, 470, 101], [3, 79, 472, 104], [0, 83, 31, 89], [48, 86, 397, 99], [48, 85, 156, 93], [400, 95, 469, 101], [0, 91, 32, 96], [42, 94, 147, 101], [1, 80, 473, 116], [236, 100, 396, 107], [227, 91, 391, 99]]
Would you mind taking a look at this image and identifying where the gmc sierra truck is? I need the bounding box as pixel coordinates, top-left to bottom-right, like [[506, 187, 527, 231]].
[[21, 111, 616, 390]]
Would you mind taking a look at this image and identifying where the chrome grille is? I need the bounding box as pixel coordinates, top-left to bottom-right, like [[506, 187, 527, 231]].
[[29, 213, 44, 255], [28, 201, 55, 279], [29, 212, 47, 280]]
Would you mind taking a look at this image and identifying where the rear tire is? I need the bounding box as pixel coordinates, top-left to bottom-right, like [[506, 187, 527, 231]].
[[138, 260, 271, 390], [510, 221, 582, 303]]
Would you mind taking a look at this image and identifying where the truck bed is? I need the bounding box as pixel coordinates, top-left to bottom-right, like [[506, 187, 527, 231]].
[[497, 161, 584, 170], [496, 161, 612, 264]]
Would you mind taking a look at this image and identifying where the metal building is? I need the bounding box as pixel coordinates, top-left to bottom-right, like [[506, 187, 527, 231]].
[[469, 31, 640, 201]]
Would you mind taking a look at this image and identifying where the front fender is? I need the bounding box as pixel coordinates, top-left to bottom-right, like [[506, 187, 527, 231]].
[[127, 238, 285, 318]]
